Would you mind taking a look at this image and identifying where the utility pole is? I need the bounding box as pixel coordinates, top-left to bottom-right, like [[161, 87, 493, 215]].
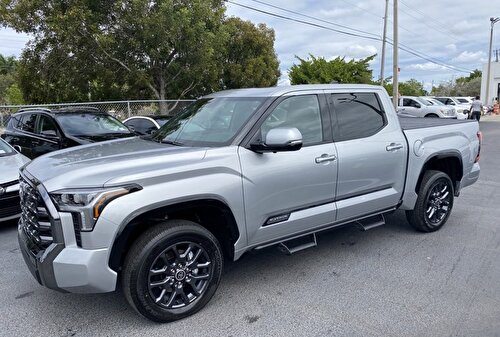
[[379, 0, 389, 85], [392, 0, 399, 109], [486, 17, 499, 105]]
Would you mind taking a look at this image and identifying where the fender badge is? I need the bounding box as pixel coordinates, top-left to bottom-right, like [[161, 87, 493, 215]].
[[0, 187, 5, 196]]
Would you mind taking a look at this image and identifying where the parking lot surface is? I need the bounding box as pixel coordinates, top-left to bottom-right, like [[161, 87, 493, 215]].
[[1, 118, 499, 337]]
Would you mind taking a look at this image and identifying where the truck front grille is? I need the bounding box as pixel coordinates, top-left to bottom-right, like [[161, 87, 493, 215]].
[[19, 175, 53, 254]]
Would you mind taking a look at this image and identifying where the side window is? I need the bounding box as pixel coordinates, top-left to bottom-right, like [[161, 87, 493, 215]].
[[332, 93, 386, 142], [7, 115, 22, 129], [260, 95, 323, 146], [37, 115, 58, 136], [402, 98, 412, 107], [18, 113, 37, 133]]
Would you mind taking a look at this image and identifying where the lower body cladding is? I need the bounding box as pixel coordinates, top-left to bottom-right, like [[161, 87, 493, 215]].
[[18, 212, 117, 293]]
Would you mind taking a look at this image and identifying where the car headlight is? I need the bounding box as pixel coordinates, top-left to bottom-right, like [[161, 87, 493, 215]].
[[51, 185, 141, 231]]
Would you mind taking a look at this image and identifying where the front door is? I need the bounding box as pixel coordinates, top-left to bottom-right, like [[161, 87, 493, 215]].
[[238, 93, 338, 246], [327, 90, 408, 221]]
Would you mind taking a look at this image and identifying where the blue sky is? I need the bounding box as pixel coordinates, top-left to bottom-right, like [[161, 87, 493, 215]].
[[1, 0, 499, 91]]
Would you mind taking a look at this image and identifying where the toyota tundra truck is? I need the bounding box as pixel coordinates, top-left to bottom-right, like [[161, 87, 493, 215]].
[[17, 84, 481, 322]]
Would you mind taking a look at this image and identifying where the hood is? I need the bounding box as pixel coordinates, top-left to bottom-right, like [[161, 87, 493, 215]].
[[0, 153, 30, 184], [24, 137, 208, 192]]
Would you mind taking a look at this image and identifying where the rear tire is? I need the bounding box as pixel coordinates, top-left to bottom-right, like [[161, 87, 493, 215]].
[[122, 220, 223, 322], [406, 170, 454, 232]]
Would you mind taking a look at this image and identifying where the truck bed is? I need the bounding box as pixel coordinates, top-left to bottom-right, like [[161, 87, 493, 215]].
[[398, 116, 476, 130]]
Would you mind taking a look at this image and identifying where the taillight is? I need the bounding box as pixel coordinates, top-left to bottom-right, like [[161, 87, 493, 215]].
[[475, 131, 482, 163]]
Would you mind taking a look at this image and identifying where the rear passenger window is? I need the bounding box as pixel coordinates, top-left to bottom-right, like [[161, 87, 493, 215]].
[[260, 95, 323, 146], [19, 113, 37, 133], [331, 93, 386, 141]]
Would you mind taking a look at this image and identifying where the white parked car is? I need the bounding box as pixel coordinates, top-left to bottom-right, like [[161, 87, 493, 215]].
[[422, 97, 467, 120], [455, 97, 473, 104], [0, 138, 30, 222], [397, 96, 457, 118], [434, 97, 470, 116]]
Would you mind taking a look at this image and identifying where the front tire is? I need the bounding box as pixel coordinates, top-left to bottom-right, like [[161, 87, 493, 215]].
[[122, 220, 223, 322], [406, 170, 454, 232]]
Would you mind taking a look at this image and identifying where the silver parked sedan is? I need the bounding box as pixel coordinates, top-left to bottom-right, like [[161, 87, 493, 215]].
[[0, 138, 29, 222]]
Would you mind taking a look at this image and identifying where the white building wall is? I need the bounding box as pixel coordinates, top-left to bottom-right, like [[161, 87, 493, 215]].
[[481, 62, 500, 105]]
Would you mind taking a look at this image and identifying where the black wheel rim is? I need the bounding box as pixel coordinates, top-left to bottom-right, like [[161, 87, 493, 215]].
[[148, 241, 212, 309], [425, 179, 452, 225]]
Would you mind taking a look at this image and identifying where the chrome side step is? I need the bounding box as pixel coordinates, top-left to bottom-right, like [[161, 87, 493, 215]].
[[278, 233, 317, 255], [355, 214, 385, 231]]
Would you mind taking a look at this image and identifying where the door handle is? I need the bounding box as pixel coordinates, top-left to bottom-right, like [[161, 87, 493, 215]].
[[315, 154, 337, 164], [386, 143, 403, 152]]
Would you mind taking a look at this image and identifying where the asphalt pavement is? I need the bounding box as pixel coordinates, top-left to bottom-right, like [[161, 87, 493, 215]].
[[1, 117, 499, 337]]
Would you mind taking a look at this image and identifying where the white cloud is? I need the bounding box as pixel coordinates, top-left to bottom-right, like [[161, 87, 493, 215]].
[[406, 62, 447, 71], [445, 44, 457, 52], [319, 7, 360, 19], [345, 44, 378, 59], [452, 51, 485, 63]]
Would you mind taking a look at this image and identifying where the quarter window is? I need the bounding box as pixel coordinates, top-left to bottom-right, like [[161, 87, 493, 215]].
[[260, 95, 323, 146], [332, 93, 386, 141]]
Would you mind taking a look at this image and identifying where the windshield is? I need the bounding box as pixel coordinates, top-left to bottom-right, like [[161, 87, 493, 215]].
[[415, 97, 432, 106], [0, 138, 15, 156], [152, 97, 265, 147], [429, 98, 445, 106], [56, 113, 131, 136]]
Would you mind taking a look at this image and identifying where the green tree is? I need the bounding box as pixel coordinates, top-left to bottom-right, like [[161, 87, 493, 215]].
[[386, 79, 426, 96], [0, 54, 22, 104], [289, 54, 375, 85], [4, 83, 24, 104], [431, 70, 481, 97], [1, 1, 281, 107], [2, 0, 226, 106], [220, 17, 280, 89]]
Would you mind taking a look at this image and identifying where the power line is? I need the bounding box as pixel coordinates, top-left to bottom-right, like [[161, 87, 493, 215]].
[[227, 0, 381, 41], [399, 0, 460, 38], [227, 0, 473, 73], [248, 0, 381, 38], [396, 1, 460, 40]]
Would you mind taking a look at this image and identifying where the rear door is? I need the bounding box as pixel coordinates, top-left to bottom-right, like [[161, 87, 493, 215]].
[[15, 113, 39, 158], [239, 92, 337, 245], [326, 90, 408, 221]]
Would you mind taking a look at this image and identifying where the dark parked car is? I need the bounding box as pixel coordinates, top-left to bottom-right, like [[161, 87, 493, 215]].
[[122, 115, 170, 135], [1, 107, 135, 158]]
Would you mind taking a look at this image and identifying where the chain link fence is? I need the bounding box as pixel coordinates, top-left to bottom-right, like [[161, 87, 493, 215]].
[[0, 99, 195, 128]]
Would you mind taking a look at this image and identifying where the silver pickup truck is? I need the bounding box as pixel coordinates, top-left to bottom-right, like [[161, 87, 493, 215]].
[[17, 84, 481, 322]]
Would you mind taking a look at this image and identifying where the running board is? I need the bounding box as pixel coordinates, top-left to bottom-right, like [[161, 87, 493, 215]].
[[355, 214, 385, 231], [278, 233, 317, 255]]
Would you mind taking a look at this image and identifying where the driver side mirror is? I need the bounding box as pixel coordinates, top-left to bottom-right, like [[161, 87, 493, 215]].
[[250, 127, 303, 153]]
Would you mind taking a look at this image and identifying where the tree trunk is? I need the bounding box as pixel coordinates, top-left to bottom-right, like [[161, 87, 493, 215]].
[[158, 74, 169, 115]]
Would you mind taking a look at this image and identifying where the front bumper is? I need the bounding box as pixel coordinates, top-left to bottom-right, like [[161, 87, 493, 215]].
[[18, 212, 117, 293], [17, 172, 117, 294]]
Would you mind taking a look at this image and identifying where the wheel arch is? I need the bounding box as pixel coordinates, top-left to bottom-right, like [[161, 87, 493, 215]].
[[415, 152, 463, 195], [109, 198, 241, 272]]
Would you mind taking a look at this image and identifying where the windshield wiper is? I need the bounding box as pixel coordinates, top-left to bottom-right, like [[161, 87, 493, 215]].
[[161, 139, 184, 146]]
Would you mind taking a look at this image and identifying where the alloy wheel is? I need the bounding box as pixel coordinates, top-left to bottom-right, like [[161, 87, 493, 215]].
[[148, 242, 212, 309], [425, 179, 452, 225]]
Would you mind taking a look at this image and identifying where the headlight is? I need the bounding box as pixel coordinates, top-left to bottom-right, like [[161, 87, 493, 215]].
[[51, 185, 141, 231]]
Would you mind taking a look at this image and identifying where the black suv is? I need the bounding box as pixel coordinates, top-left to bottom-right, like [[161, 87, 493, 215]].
[[1, 107, 134, 159]]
